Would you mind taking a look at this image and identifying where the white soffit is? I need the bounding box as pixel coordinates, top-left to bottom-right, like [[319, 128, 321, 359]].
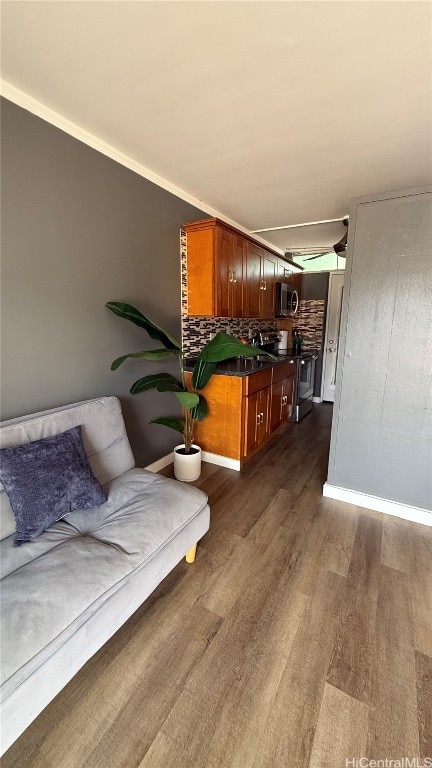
[[1, 1, 431, 252]]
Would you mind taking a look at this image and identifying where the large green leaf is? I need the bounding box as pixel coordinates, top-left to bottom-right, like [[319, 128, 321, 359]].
[[191, 395, 208, 421], [130, 373, 183, 394], [175, 391, 200, 409], [200, 332, 276, 362], [111, 348, 181, 370], [191, 359, 217, 390], [106, 302, 181, 350], [149, 416, 184, 433]]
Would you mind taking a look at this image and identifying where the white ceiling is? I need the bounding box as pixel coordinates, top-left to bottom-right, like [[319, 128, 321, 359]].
[[1, 1, 431, 252]]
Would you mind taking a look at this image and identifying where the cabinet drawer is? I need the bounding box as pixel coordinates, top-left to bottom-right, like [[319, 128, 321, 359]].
[[272, 360, 296, 382], [244, 368, 272, 396]]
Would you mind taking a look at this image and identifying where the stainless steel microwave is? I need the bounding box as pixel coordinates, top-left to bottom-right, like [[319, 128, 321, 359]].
[[275, 282, 299, 317]]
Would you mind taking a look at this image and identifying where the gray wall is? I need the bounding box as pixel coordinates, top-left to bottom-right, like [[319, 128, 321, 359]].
[[327, 187, 432, 511], [1, 98, 208, 466], [301, 272, 329, 302]]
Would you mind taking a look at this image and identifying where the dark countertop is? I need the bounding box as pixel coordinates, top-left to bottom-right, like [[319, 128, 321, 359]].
[[184, 350, 318, 378]]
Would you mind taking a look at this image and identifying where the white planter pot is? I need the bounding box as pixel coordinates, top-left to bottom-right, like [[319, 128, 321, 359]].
[[173, 444, 202, 482]]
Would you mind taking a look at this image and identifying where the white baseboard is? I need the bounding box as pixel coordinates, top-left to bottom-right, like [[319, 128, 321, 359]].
[[145, 450, 241, 473], [312, 397, 323, 403], [145, 453, 173, 473], [323, 483, 432, 528], [201, 451, 241, 471]]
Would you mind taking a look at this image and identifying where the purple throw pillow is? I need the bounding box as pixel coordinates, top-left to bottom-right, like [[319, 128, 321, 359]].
[[0, 425, 107, 545]]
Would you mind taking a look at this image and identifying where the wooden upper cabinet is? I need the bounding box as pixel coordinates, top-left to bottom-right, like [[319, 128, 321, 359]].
[[276, 258, 302, 296], [290, 272, 302, 298], [244, 241, 262, 318], [230, 234, 245, 317], [277, 258, 292, 282], [183, 217, 295, 319], [215, 227, 245, 317], [244, 244, 277, 319], [277, 258, 286, 282], [185, 224, 216, 316], [216, 225, 231, 317], [261, 252, 278, 318], [185, 219, 245, 317]]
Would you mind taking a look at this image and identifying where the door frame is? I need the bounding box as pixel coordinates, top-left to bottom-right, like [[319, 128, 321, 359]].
[[321, 270, 345, 401]]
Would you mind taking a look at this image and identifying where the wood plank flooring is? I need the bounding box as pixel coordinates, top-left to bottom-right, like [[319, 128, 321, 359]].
[[3, 404, 431, 768]]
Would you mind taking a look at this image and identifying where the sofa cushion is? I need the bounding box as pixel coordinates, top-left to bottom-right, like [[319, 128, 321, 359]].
[[0, 468, 208, 700], [1, 426, 107, 546], [0, 397, 135, 539], [0, 397, 135, 487]]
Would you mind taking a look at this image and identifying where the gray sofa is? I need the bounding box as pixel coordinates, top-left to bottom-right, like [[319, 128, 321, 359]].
[[0, 396, 210, 755]]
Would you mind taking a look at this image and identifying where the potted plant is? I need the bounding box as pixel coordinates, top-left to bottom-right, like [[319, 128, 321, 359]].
[[106, 301, 274, 481]]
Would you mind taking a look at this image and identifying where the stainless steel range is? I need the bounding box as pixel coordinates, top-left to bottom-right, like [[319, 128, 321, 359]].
[[293, 351, 318, 421], [253, 331, 318, 423]]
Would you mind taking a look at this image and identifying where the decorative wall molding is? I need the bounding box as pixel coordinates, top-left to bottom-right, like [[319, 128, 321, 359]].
[[145, 450, 240, 473], [201, 451, 241, 471], [323, 483, 432, 528], [145, 453, 173, 473], [0, 80, 281, 254]]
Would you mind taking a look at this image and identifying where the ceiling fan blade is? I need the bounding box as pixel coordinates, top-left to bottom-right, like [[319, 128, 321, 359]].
[[287, 248, 331, 253], [333, 218, 349, 255], [303, 254, 325, 261]]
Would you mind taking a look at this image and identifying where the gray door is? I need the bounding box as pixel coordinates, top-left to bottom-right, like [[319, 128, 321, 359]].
[[327, 189, 432, 510]]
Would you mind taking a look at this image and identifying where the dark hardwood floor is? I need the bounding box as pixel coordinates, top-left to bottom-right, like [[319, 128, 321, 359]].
[[3, 404, 431, 767]]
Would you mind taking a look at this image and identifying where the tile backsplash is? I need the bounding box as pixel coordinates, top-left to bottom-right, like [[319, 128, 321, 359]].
[[296, 299, 326, 349], [181, 230, 276, 356], [182, 316, 277, 356]]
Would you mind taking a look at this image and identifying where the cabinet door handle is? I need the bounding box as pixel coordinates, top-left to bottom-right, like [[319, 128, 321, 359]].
[[263, 280, 267, 291], [259, 279, 264, 290], [228, 270, 233, 283], [232, 271, 237, 283], [257, 413, 261, 426]]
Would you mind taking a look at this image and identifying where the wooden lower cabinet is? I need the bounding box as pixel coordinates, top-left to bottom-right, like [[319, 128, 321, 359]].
[[284, 374, 296, 421], [186, 362, 296, 464], [244, 387, 270, 457], [269, 378, 284, 432], [269, 375, 296, 433]]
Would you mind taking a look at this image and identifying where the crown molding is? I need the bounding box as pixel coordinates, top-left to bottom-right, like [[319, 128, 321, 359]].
[[1, 79, 282, 254], [251, 216, 349, 234]]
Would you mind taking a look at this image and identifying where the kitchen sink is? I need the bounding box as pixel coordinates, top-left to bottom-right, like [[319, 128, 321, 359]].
[[233, 357, 269, 370]]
